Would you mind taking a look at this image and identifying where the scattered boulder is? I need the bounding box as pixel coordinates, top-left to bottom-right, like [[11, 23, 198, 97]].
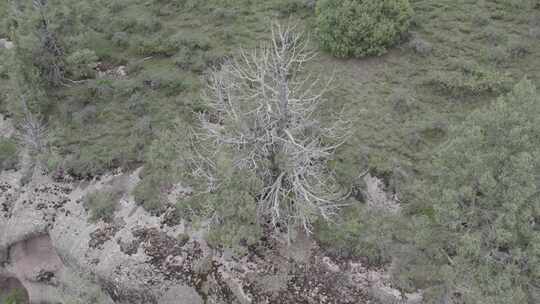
[[408, 33, 433, 56], [0, 39, 14, 50], [305, 0, 317, 10], [363, 173, 401, 214]]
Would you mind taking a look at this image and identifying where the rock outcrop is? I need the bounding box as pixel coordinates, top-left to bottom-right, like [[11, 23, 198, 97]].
[[0, 166, 422, 304]]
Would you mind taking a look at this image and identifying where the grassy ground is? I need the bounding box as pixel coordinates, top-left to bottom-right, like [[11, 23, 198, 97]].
[[326, 0, 540, 176], [1, 0, 540, 239]]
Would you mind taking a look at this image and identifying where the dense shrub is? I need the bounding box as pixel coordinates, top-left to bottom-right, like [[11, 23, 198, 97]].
[[271, 0, 310, 15], [66, 48, 99, 79], [399, 79, 540, 303], [136, 35, 179, 57], [315, 204, 404, 265], [132, 171, 169, 214], [111, 31, 129, 47], [184, 170, 263, 255], [136, 32, 211, 57], [316, 0, 413, 57], [10, 2, 67, 89], [133, 130, 179, 214]]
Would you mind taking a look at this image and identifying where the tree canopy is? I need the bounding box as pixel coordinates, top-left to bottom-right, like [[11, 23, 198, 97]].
[[414, 79, 540, 303]]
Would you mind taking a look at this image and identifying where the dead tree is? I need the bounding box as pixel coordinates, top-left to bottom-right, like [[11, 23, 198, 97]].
[[17, 96, 47, 168], [195, 23, 348, 236]]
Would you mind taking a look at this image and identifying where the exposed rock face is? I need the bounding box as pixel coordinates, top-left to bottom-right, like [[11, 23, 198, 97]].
[[0, 168, 204, 303], [0, 165, 421, 304]]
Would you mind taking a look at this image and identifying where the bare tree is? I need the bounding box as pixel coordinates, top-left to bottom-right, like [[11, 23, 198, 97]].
[[17, 96, 47, 162], [194, 23, 349, 236]]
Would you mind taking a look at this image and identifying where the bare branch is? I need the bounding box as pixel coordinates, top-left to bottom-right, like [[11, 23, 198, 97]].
[[17, 96, 47, 157], [194, 22, 348, 237]]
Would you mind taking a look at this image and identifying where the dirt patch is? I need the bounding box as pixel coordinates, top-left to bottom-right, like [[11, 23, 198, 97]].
[[9, 235, 63, 278], [6, 235, 64, 303]]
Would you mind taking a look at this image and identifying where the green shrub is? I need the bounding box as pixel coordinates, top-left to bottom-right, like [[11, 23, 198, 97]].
[[178, 169, 263, 255], [136, 35, 179, 57], [84, 190, 121, 222], [271, 0, 309, 15], [111, 31, 129, 47], [133, 130, 179, 215], [136, 32, 211, 57], [4, 288, 27, 304], [170, 32, 212, 52], [66, 49, 99, 80], [132, 171, 169, 214], [399, 79, 540, 303], [61, 131, 141, 179], [0, 138, 19, 171], [316, 0, 413, 57], [173, 47, 207, 73], [315, 204, 404, 265]]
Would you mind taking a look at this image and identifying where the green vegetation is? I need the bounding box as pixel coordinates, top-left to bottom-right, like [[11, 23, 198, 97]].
[[403, 79, 540, 303], [2, 0, 540, 302], [316, 0, 413, 57], [0, 138, 18, 171], [315, 204, 406, 265], [84, 190, 121, 222], [180, 168, 263, 255], [3, 288, 27, 304]]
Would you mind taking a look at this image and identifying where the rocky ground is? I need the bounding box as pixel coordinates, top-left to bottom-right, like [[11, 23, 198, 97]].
[[0, 167, 422, 303]]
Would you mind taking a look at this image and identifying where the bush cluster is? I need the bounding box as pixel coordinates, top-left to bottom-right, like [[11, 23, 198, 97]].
[[316, 0, 413, 57], [391, 79, 540, 303], [84, 190, 122, 222], [66, 48, 99, 80]]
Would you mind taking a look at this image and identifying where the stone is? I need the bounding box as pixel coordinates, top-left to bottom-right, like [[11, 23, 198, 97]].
[[408, 33, 433, 56], [0, 39, 14, 50], [405, 292, 423, 304]]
